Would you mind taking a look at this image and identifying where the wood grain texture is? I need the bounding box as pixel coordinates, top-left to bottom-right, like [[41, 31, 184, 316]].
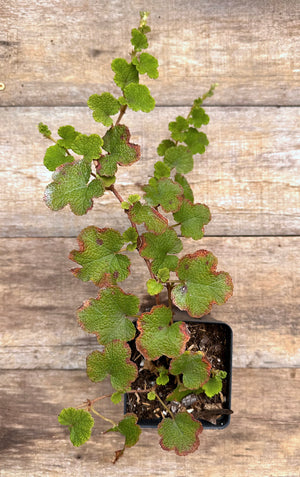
[[0, 368, 299, 476], [0, 0, 299, 106], [1, 237, 299, 368], [1, 106, 299, 237]]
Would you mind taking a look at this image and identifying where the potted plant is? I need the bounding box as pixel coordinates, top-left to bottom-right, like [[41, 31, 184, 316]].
[[39, 12, 234, 462]]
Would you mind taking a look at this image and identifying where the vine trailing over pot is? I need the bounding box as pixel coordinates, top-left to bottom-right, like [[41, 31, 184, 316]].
[[39, 12, 234, 462]]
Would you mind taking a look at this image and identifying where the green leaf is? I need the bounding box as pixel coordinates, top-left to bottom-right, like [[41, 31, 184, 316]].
[[44, 160, 104, 215], [184, 128, 209, 154], [69, 226, 130, 287], [146, 279, 164, 296], [77, 286, 139, 345], [128, 194, 141, 204], [38, 122, 52, 138], [86, 341, 137, 391], [169, 116, 189, 142], [120, 83, 155, 113], [87, 92, 120, 127], [58, 408, 94, 447], [157, 267, 170, 282], [43, 144, 74, 171], [143, 177, 183, 213], [173, 199, 211, 240], [154, 161, 171, 180], [164, 145, 193, 174], [111, 391, 123, 404], [202, 375, 223, 398], [136, 305, 190, 360], [100, 175, 116, 187], [174, 173, 194, 203], [106, 414, 141, 463], [71, 134, 103, 162], [132, 52, 159, 79], [166, 385, 196, 403], [156, 367, 169, 385], [123, 227, 138, 251], [121, 201, 130, 210], [189, 107, 210, 128], [57, 125, 80, 149], [128, 201, 168, 234], [170, 352, 212, 389], [140, 228, 182, 275], [171, 250, 234, 317], [98, 125, 141, 176], [111, 58, 139, 90], [131, 28, 148, 51], [158, 412, 202, 456], [147, 391, 156, 400], [157, 139, 176, 157]]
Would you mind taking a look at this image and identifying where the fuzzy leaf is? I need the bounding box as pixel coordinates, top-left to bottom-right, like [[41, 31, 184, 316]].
[[184, 128, 209, 154], [120, 83, 155, 113], [157, 139, 176, 157], [202, 375, 223, 398], [189, 107, 210, 128], [123, 227, 138, 251], [86, 341, 137, 391], [170, 352, 212, 389], [147, 391, 156, 400], [157, 268, 170, 282], [77, 286, 139, 345], [140, 229, 182, 274], [143, 177, 183, 213], [132, 52, 159, 79], [58, 408, 94, 447], [128, 202, 168, 234], [169, 116, 189, 142], [131, 28, 148, 51], [174, 173, 194, 203], [164, 145, 193, 174], [158, 412, 202, 456], [106, 414, 141, 462], [57, 125, 79, 149], [146, 279, 164, 296], [111, 391, 123, 404], [154, 161, 171, 180], [156, 367, 169, 385], [128, 194, 141, 204], [38, 122, 51, 138], [172, 250, 234, 317], [87, 93, 120, 127], [136, 305, 190, 360], [43, 144, 74, 171], [111, 58, 139, 90], [100, 175, 116, 187], [173, 199, 211, 240], [71, 134, 103, 162], [69, 226, 130, 287], [44, 160, 104, 215]]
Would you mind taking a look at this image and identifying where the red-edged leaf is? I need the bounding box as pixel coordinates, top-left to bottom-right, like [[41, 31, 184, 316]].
[[158, 412, 203, 456]]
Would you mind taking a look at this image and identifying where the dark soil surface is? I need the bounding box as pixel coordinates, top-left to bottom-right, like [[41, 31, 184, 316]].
[[125, 321, 232, 427]]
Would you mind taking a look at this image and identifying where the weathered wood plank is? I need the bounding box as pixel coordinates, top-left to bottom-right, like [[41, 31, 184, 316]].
[[0, 0, 299, 106], [1, 106, 299, 237], [1, 237, 299, 368], [0, 368, 299, 476]]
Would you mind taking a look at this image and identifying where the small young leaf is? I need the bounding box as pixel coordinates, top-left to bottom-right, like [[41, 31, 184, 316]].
[[58, 408, 94, 447], [132, 52, 159, 79], [38, 122, 51, 138], [173, 199, 211, 240], [111, 58, 139, 90], [120, 83, 155, 113], [140, 229, 182, 274], [164, 145, 193, 174], [170, 352, 212, 389], [189, 107, 210, 128], [123, 226, 138, 245], [128, 194, 141, 205], [128, 202, 168, 234], [121, 201, 131, 210], [131, 28, 148, 51], [57, 125, 79, 149], [202, 375, 223, 398], [147, 391, 156, 400], [43, 144, 74, 171], [157, 139, 176, 157], [171, 250, 234, 317], [136, 305, 190, 360], [71, 133, 103, 162], [174, 173, 194, 203], [77, 286, 139, 345], [44, 160, 104, 215], [146, 278, 164, 296], [143, 177, 183, 213], [184, 128, 209, 154], [69, 226, 130, 287], [111, 391, 123, 404], [86, 341, 138, 391], [154, 161, 171, 180], [157, 268, 170, 282], [158, 412, 202, 456], [156, 367, 169, 386], [87, 92, 120, 127], [169, 116, 189, 142]]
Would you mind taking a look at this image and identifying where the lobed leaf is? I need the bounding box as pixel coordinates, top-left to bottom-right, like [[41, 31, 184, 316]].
[[120, 83, 155, 113], [71, 133, 103, 162], [128, 201, 168, 234], [170, 352, 212, 389], [38, 122, 51, 138], [140, 228, 182, 275], [132, 52, 159, 79], [87, 92, 120, 127], [184, 128, 209, 155], [77, 286, 139, 345], [171, 250, 234, 317], [158, 412, 202, 456], [157, 139, 176, 157], [43, 144, 74, 171], [111, 391, 123, 404], [146, 279, 164, 296], [157, 267, 170, 282], [111, 58, 139, 90], [136, 305, 190, 360], [69, 226, 130, 287], [57, 125, 80, 149], [86, 340, 138, 391], [164, 145, 193, 174], [173, 199, 211, 240], [123, 226, 138, 251], [174, 173, 194, 203], [189, 107, 210, 128], [154, 161, 171, 180], [203, 370, 227, 398], [156, 367, 169, 385], [143, 177, 183, 213], [131, 28, 148, 51], [44, 160, 104, 215], [58, 408, 94, 447], [106, 414, 141, 462], [169, 116, 189, 142]]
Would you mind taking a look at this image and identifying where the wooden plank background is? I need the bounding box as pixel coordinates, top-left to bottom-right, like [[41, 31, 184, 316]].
[[0, 0, 299, 476]]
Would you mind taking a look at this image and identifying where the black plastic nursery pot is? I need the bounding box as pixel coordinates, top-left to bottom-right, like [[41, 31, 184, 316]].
[[124, 310, 233, 430]]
